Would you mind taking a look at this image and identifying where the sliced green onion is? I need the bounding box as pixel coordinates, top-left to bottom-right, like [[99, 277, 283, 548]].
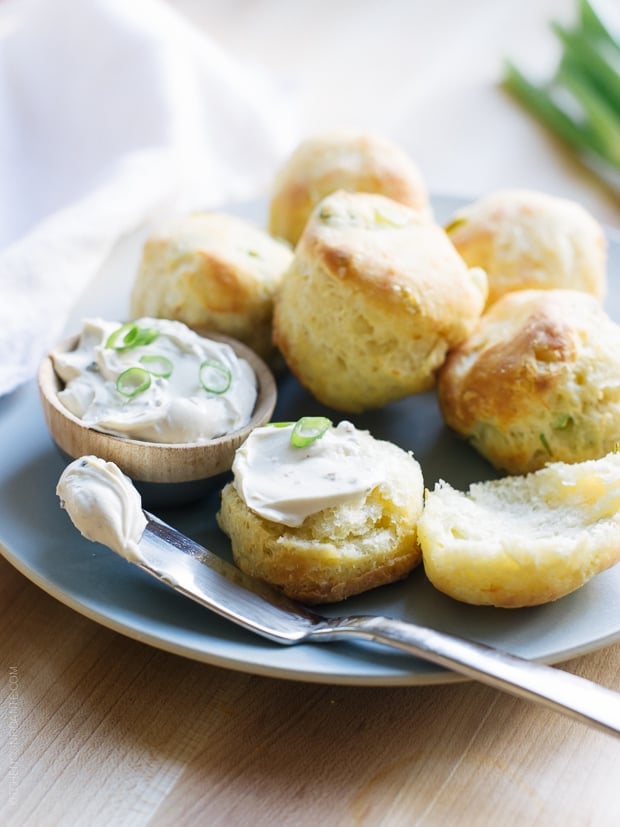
[[106, 322, 136, 349], [265, 421, 296, 428], [139, 354, 173, 378], [137, 328, 160, 347], [116, 367, 151, 398], [539, 432, 552, 455], [199, 360, 232, 394], [106, 322, 160, 350], [373, 208, 408, 228], [444, 216, 467, 234], [552, 413, 574, 430], [290, 416, 331, 448]]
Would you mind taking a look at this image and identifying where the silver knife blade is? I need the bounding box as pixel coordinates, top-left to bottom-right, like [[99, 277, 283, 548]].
[[138, 511, 322, 642]]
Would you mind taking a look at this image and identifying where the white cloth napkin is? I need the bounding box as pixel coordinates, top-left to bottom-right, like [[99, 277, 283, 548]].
[[0, 0, 296, 396]]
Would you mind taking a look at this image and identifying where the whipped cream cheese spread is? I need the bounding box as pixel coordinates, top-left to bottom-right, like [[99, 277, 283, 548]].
[[232, 420, 387, 527], [52, 317, 257, 444], [57, 456, 147, 562]]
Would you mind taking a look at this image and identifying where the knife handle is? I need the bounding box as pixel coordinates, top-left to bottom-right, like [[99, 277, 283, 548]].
[[315, 614, 620, 737]]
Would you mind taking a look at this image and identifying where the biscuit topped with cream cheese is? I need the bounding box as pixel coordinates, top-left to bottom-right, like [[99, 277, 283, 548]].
[[217, 418, 424, 603]]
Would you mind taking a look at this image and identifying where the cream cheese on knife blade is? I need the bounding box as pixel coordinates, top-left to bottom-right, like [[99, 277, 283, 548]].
[[57, 456, 147, 562], [52, 317, 257, 444]]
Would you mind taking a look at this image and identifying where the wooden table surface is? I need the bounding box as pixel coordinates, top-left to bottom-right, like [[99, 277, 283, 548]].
[[2, 1, 620, 825]]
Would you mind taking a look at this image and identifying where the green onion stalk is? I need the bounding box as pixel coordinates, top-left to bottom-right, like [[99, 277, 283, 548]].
[[502, 0, 620, 196]]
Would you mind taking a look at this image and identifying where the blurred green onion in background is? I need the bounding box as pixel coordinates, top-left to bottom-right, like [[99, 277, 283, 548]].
[[503, 0, 620, 196]]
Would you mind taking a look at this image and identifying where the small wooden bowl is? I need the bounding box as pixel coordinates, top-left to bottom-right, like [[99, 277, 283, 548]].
[[38, 330, 277, 506]]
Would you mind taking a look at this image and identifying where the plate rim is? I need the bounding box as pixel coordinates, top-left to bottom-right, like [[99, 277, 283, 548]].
[[2, 192, 620, 686]]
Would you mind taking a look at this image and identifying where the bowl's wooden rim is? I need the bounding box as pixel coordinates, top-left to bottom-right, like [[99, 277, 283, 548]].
[[38, 329, 277, 484]]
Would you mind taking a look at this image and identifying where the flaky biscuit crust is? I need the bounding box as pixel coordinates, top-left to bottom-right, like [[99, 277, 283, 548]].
[[130, 212, 293, 361], [438, 289, 620, 474], [269, 130, 430, 246], [273, 190, 487, 412], [446, 189, 607, 307]]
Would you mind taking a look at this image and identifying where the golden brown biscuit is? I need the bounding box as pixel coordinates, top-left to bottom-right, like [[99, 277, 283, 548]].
[[269, 130, 430, 246], [445, 189, 607, 307], [130, 212, 293, 362], [273, 190, 487, 412], [438, 288, 620, 474], [418, 451, 620, 608], [217, 421, 425, 603]]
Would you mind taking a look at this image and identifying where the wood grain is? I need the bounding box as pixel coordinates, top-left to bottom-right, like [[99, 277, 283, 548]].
[[1, 555, 619, 827]]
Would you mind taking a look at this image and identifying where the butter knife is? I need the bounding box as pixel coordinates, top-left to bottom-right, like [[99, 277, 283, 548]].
[[131, 511, 620, 738]]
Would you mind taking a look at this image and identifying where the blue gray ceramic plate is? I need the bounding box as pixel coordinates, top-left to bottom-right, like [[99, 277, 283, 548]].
[[1, 195, 619, 685]]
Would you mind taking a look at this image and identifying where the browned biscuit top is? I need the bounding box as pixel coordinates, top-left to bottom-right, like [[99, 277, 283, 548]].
[[272, 190, 487, 411], [438, 288, 620, 473], [269, 130, 429, 245], [446, 188, 607, 307]]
